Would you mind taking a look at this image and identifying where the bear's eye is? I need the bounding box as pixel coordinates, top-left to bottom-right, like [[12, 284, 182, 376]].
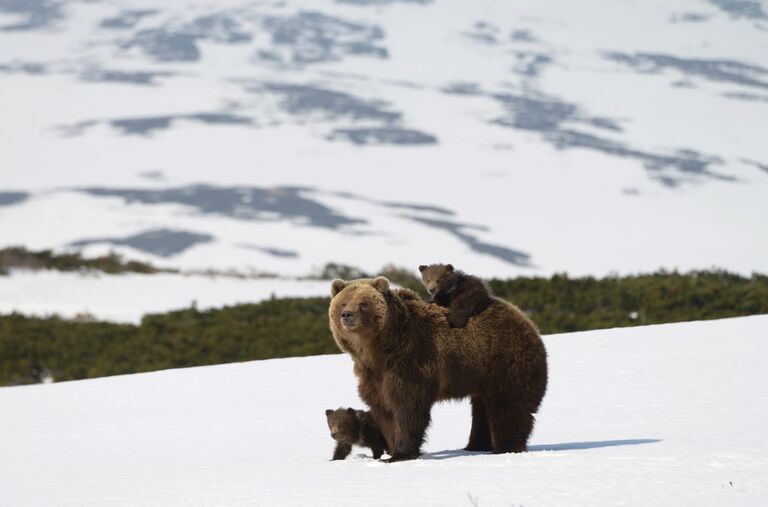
[[359, 303, 368, 310]]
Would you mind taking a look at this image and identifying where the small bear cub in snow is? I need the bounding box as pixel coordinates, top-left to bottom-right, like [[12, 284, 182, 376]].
[[419, 263, 493, 328], [325, 407, 388, 460]]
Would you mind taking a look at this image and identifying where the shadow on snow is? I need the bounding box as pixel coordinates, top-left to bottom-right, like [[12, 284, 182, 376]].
[[421, 439, 662, 460]]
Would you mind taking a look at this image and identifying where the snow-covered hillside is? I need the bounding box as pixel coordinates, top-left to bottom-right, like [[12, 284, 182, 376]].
[[1, 0, 767, 279], [0, 269, 330, 322], [1, 315, 767, 506]]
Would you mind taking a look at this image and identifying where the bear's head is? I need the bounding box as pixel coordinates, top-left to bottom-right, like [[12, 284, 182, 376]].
[[325, 407, 360, 442], [329, 277, 390, 341], [418, 263, 456, 296]]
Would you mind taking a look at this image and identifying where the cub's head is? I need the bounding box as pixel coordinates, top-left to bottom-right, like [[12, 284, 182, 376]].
[[329, 276, 390, 337], [418, 263, 456, 296], [325, 407, 360, 442]]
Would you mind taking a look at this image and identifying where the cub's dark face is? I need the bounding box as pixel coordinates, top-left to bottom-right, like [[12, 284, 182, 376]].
[[419, 263, 456, 296], [325, 408, 360, 442]]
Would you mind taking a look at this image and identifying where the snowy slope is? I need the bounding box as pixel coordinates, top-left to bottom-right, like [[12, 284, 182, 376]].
[[1, 0, 767, 278], [0, 269, 330, 323], [1, 315, 767, 506]]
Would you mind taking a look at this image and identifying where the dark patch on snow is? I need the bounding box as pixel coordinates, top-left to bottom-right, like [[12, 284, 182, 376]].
[[378, 201, 454, 216], [337, 0, 432, 5], [238, 244, 300, 258], [138, 170, 165, 180], [260, 83, 401, 122], [510, 29, 537, 42], [186, 14, 252, 43], [328, 190, 455, 215], [77, 185, 366, 230], [706, 0, 767, 19], [512, 51, 553, 78], [493, 93, 622, 133], [0, 0, 63, 31], [122, 14, 251, 62], [465, 23, 550, 78], [441, 82, 483, 95], [123, 30, 201, 61], [490, 91, 735, 186], [0, 61, 47, 74], [722, 91, 768, 102], [79, 69, 174, 86], [742, 158, 768, 174], [548, 130, 732, 186], [329, 127, 437, 145], [99, 9, 158, 29], [250, 83, 436, 146], [70, 228, 214, 257], [110, 113, 253, 135], [605, 52, 768, 91], [258, 11, 387, 66], [0, 191, 28, 206], [670, 12, 711, 22], [404, 215, 532, 266], [62, 112, 254, 136], [465, 21, 500, 45]]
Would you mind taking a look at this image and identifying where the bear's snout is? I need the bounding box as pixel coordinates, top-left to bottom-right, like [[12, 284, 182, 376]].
[[340, 310, 355, 327]]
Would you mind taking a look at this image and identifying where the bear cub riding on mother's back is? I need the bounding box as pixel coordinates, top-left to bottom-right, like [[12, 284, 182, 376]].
[[419, 263, 493, 328]]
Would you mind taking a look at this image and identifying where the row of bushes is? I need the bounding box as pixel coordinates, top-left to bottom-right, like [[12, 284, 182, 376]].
[[2, 269, 767, 386], [0, 246, 167, 275]]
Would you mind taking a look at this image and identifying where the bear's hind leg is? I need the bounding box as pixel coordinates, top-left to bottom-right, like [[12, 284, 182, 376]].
[[486, 401, 534, 454], [465, 396, 492, 452]]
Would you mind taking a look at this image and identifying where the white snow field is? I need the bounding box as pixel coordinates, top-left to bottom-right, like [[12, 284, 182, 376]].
[[1, 0, 767, 279], [0, 269, 331, 323], [1, 315, 766, 506]]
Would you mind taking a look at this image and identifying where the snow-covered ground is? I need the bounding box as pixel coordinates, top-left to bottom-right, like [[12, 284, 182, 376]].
[[0, 270, 330, 323], [1, 0, 767, 278], [1, 315, 766, 506]]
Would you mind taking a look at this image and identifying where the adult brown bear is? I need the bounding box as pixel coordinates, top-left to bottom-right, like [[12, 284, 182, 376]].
[[328, 276, 548, 462]]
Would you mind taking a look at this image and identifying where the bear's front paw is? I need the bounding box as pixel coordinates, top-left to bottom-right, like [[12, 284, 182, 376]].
[[383, 451, 421, 463]]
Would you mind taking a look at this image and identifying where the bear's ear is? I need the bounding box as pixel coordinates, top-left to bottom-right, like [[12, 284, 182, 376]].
[[446, 264, 454, 272], [325, 409, 333, 416], [346, 407, 355, 414], [331, 279, 347, 297], [418, 265, 427, 273], [371, 276, 389, 294]]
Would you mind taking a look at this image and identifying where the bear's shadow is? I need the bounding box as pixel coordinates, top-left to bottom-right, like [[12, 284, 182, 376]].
[[420, 438, 662, 460]]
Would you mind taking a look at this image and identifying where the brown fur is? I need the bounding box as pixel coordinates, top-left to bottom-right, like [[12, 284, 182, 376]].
[[419, 263, 493, 328], [328, 277, 548, 462], [325, 407, 388, 460]]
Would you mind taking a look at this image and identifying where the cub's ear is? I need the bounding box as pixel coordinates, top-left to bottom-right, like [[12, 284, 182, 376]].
[[346, 407, 355, 414], [331, 279, 347, 297], [446, 264, 454, 272], [325, 409, 333, 416], [371, 276, 390, 294], [418, 265, 427, 273]]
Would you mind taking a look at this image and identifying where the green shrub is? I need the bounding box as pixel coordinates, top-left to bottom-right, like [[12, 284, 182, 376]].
[[2, 269, 766, 386], [0, 246, 167, 275]]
